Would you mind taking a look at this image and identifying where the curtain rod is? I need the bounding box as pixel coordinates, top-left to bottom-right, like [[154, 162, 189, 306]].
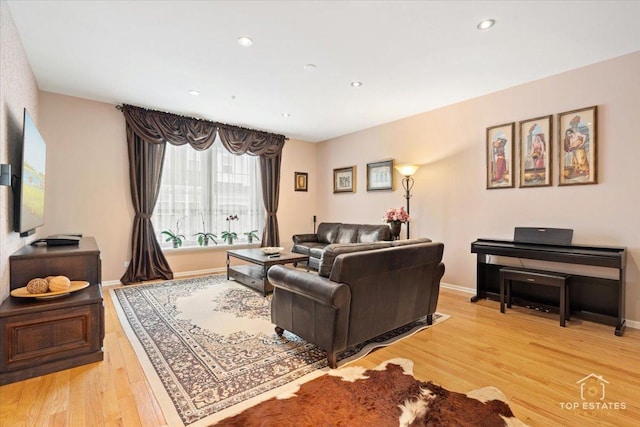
[[115, 104, 288, 140]]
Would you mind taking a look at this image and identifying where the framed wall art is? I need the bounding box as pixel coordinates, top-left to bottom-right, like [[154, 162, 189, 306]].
[[294, 172, 308, 191], [486, 122, 515, 189], [333, 166, 356, 193], [366, 159, 394, 191], [558, 106, 597, 186], [519, 115, 552, 188]]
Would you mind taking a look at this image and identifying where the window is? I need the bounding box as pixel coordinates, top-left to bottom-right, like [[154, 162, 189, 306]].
[[153, 143, 264, 247]]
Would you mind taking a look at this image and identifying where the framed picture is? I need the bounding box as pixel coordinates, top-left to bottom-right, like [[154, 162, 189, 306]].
[[486, 122, 515, 189], [558, 106, 597, 185], [519, 115, 552, 188], [366, 159, 394, 191], [294, 172, 308, 191], [333, 166, 356, 193]]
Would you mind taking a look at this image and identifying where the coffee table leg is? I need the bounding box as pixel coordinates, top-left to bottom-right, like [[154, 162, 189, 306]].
[[226, 253, 230, 280], [263, 265, 269, 297]]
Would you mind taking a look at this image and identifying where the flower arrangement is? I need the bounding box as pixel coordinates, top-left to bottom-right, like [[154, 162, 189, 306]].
[[383, 207, 410, 224]]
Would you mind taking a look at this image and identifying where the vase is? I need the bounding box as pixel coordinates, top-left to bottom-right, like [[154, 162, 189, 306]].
[[389, 221, 402, 240], [226, 237, 234, 245]]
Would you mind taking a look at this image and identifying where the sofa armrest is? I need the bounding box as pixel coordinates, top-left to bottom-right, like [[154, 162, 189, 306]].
[[292, 233, 319, 244], [267, 265, 350, 308]]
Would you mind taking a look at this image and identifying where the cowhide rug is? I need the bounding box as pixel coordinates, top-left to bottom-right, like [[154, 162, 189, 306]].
[[214, 358, 528, 427]]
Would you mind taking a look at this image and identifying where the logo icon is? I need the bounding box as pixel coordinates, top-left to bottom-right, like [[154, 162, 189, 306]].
[[576, 373, 608, 401]]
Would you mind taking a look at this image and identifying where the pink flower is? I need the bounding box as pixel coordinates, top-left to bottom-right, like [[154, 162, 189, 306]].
[[383, 207, 410, 223]]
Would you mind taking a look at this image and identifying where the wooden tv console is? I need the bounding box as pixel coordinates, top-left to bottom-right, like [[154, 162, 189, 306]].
[[0, 237, 104, 385]]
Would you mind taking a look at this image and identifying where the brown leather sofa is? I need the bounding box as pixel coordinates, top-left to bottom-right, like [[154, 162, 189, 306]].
[[267, 240, 445, 368], [292, 222, 392, 270]]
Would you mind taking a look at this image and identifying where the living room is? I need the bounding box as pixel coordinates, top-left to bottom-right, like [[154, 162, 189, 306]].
[[1, 1, 640, 426]]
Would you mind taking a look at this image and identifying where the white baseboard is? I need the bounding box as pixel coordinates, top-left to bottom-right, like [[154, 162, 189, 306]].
[[440, 282, 474, 294], [101, 267, 226, 288]]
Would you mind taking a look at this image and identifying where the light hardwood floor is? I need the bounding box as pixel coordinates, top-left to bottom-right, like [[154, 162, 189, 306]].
[[1, 285, 639, 426]]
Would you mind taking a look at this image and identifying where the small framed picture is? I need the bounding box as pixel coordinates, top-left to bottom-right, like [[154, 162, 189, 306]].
[[519, 115, 552, 188], [294, 172, 308, 192], [366, 159, 394, 191], [486, 122, 515, 189], [558, 106, 597, 186], [333, 166, 356, 193]]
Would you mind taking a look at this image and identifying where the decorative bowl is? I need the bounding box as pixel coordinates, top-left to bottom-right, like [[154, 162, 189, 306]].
[[260, 246, 284, 255]]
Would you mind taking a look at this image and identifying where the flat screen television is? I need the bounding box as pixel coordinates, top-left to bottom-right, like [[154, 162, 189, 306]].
[[15, 108, 46, 237]]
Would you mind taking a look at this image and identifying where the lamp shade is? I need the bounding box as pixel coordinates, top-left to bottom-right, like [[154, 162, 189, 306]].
[[394, 164, 420, 177]]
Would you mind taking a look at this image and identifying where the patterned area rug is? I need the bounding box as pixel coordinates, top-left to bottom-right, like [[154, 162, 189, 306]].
[[110, 275, 450, 427]]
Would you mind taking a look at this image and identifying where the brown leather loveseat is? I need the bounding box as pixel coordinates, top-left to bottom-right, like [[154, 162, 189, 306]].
[[267, 240, 445, 368], [291, 222, 392, 270]]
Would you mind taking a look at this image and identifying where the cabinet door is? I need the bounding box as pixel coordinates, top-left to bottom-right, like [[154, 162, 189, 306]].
[[0, 303, 103, 372]]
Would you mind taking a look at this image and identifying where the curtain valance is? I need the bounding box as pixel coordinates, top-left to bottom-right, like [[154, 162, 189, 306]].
[[120, 104, 286, 157]]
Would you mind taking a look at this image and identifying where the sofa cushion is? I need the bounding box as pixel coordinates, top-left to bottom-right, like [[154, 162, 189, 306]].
[[309, 246, 326, 260], [336, 224, 359, 244], [316, 223, 341, 244], [318, 241, 393, 277], [357, 224, 391, 243], [292, 241, 328, 256]]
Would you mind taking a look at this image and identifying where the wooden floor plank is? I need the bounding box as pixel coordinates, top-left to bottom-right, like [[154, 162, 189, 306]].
[[1, 284, 638, 426]]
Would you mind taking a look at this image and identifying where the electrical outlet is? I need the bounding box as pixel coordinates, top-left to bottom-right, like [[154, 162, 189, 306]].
[[124, 261, 130, 268]]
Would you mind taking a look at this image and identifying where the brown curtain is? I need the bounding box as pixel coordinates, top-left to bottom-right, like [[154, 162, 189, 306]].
[[120, 125, 173, 284], [119, 104, 286, 284], [260, 154, 282, 246]]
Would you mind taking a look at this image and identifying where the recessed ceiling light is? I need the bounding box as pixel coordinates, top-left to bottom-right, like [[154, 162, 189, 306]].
[[350, 81, 363, 87], [477, 19, 495, 30], [237, 36, 253, 47], [281, 112, 290, 117], [303, 64, 317, 71], [188, 89, 200, 96]]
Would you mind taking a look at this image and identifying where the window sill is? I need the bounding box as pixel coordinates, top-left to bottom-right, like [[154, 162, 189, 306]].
[[162, 242, 262, 254]]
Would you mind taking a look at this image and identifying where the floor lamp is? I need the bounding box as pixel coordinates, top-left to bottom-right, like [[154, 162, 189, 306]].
[[394, 164, 420, 239]]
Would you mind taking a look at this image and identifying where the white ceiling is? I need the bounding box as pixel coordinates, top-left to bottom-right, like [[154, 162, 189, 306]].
[[7, 1, 640, 142]]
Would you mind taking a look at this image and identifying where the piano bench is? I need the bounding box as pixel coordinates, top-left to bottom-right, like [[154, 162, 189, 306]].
[[499, 267, 571, 327]]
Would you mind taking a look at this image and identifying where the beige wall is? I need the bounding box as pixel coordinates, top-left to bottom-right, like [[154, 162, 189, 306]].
[[317, 51, 640, 324], [37, 91, 318, 283], [0, 2, 40, 303], [38, 92, 133, 283]]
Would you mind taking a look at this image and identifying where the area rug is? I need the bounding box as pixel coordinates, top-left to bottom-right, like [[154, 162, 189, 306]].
[[110, 275, 450, 427], [216, 358, 529, 427]]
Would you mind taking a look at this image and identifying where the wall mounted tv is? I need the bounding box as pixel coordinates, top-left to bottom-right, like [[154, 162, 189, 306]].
[[15, 108, 46, 237]]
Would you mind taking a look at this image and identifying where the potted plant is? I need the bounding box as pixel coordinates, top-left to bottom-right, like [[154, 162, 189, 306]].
[[194, 232, 217, 246], [244, 230, 260, 244], [194, 212, 217, 246], [223, 214, 239, 245], [161, 229, 186, 248], [221, 230, 238, 245]]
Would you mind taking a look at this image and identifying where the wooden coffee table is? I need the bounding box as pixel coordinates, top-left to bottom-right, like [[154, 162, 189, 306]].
[[226, 249, 309, 296]]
